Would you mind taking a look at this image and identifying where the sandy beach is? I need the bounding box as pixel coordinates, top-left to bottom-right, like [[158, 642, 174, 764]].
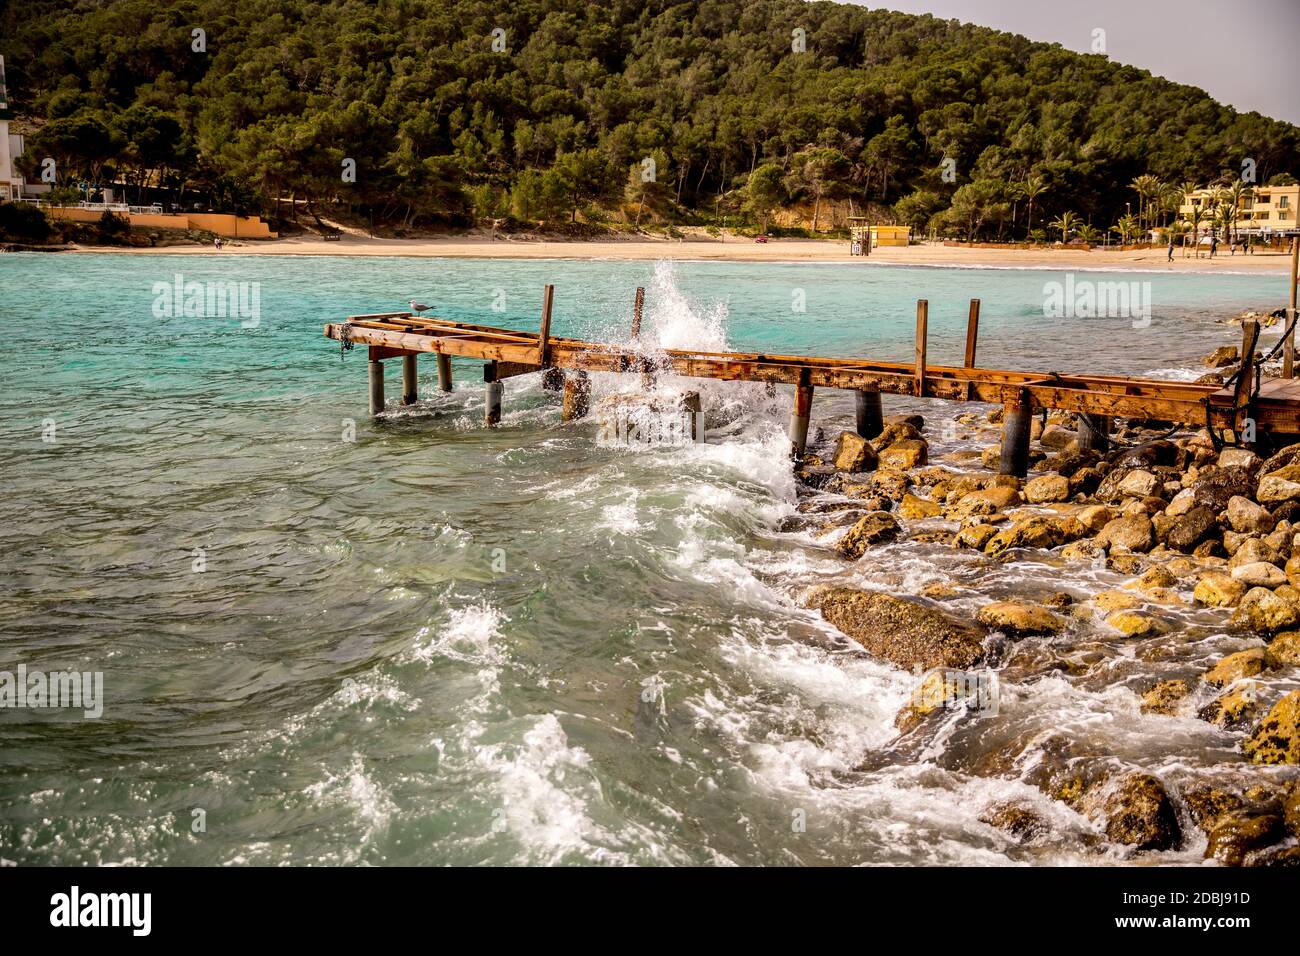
[[69, 232, 1297, 275]]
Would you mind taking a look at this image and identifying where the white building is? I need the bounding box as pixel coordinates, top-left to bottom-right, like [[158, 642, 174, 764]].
[[0, 56, 28, 201]]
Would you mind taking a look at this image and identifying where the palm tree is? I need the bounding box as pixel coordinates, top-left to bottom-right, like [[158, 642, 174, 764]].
[[1049, 211, 1080, 243], [1221, 179, 1253, 249], [1186, 203, 1207, 258], [1214, 192, 1238, 249], [1130, 174, 1163, 237], [1159, 182, 1185, 229], [1176, 181, 1199, 254], [1110, 213, 1139, 245], [1022, 175, 1048, 240], [1077, 223, 1102, 244]]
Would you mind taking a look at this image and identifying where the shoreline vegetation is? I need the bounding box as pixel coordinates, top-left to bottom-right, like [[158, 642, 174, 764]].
[[35, 233, 1297, 274], [4, 2, 1298, 255]]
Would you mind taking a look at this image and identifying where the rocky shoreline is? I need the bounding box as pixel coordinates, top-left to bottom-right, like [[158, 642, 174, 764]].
[[785, 377, 1300, 866]]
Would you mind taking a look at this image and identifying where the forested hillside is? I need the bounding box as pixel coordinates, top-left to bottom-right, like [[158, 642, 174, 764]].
[[3, 0, 1298, 237]]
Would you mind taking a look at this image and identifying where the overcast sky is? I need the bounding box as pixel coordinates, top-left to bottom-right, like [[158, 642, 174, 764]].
[[862, 0, 1300, 125]]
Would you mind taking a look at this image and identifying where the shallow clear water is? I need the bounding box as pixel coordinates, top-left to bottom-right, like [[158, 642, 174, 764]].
[[0, 252, 1296, 865]]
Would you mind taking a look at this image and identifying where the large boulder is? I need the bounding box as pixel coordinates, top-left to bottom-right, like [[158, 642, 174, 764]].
[[1231, 562, 1286, 588], [831, 431, 879, 473], [1193, 572, 1247, 608], [1190, 466, 1256, 511], [869, 421, 921, 451], [897, 493, 942, 519], [1243, 691, 1300, 764], [1095, 514, 1155, 553], [1226, 496, 1275, 535], [1023, 473, 1071, 503], [1232, 588, 1300, 634], [1117, 469, 1162, 499], [1165, 505, 1218, 552], [1259, 442, 1300, 478], [984, 516, 1066, 556], [836, 511, 901, 558], [1256, 463, 1300, 504], [947, 485, 1021, 518], [1203, 345, 1239, 368], [816, 587, 987, 670], [878, 438, 928, 470], [1114, 440, 1180, 469], [1227, 537, 1282, 570]]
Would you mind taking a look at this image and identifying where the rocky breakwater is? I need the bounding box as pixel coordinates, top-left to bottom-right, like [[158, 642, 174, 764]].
[[790, 403, 1300, 865]]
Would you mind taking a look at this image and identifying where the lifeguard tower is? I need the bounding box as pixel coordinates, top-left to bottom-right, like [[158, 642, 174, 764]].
[[848, 216, 870, 256]]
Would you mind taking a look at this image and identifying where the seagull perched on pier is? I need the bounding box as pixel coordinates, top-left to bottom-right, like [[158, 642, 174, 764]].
[[409, 299, 432, 314]]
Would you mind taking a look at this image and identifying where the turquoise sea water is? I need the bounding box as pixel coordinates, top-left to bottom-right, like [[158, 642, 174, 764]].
[[0, 252, 1293, 865]]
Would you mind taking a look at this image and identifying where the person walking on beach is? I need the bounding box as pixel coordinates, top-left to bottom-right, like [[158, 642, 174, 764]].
[[1167, 236, 1174, 262], [1209, 235, 1218, 258], [214, 236, 223, 250]]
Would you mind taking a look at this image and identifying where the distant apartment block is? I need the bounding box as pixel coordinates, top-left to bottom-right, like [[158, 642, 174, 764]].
[[1179, 183, 1299, 237]]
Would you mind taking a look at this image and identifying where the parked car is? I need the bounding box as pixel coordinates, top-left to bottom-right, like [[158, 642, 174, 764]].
[[754, 234, 769, 243]]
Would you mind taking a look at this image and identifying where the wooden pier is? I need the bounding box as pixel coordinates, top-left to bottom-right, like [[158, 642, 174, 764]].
[[324, 285, 1300, 476]]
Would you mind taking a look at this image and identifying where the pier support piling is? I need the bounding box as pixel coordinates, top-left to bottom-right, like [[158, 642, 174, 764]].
[[999, 390, 1032, 478], [631, 286, 645, 340], [484, 362, 503, 426], [914, 300, 928, 398], [854, 390, 884, 440], [368, 360, 385, 417], [1077, 413, 1111, 454], [436, 353, 453, 392], [401, 353, 418, 405], [561, 371, 590, 422], [789, 369, 814, 458]]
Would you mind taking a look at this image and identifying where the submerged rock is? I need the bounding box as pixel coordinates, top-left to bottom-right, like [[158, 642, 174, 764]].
[[1105, 610, 1168, 637], [1206, 814, 1284, 866], [975, 601, 1065, 636], [1140, 679, 1191, 716], [817, 587, 987, 671], [1203, 648, 1267, 688], [1100, 773, 1181, 852], [978, 801, 1047, 841], [835, 511, 901, 558], [1199, 686, 1262, 729], [984, 516, 1066, 556], [897, 493, 941, 519]]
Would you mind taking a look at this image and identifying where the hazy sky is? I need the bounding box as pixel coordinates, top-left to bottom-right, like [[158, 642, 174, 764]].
[[862, 0, 1300, 125]]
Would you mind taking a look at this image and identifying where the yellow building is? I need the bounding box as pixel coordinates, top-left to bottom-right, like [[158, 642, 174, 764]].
[[869, 224, 911, 247], [1179, 183, 1299, 237]]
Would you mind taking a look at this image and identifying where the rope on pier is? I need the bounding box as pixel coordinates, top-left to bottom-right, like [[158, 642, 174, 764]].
[[1206, 309, 1298, 450]]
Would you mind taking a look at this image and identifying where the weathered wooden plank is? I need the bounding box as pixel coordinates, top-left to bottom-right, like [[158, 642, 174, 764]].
[[325, 314, 1300, 434]]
